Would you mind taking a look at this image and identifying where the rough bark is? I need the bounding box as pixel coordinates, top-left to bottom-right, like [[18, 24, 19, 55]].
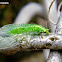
[[47, 51, 61, 62], [0, 33, 62, 54]]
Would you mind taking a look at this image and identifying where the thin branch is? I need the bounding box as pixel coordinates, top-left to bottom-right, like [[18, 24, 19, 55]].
[[47, 51, 61, 62]]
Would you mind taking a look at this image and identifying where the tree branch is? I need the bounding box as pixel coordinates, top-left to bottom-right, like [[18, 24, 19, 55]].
[[0, 33, 62, 54]]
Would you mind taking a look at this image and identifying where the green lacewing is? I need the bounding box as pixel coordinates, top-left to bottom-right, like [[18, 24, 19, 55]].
[[0, 24, 50, 35]]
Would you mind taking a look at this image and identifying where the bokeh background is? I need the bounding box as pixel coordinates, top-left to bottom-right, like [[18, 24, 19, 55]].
[[0, 0, 41, 27]]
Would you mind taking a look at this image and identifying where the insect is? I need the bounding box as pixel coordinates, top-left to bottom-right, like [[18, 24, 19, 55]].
[[0, 24, 50, 36]]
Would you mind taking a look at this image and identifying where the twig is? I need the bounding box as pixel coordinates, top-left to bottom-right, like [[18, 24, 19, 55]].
[[47, 51, 61, 62]]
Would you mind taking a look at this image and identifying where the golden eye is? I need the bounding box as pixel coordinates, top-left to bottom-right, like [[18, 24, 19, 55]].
[[40, 32, 42, 33], [43, 31, 46, 33]]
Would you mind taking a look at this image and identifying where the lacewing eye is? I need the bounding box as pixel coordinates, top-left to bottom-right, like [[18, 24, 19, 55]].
[[40, 31, 46, 33], [43, 32, 46, 33], [40, 32, 42, 33]]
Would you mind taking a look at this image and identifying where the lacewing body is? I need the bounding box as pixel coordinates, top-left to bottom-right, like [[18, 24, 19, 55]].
[[0, 24, 50, 35]]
